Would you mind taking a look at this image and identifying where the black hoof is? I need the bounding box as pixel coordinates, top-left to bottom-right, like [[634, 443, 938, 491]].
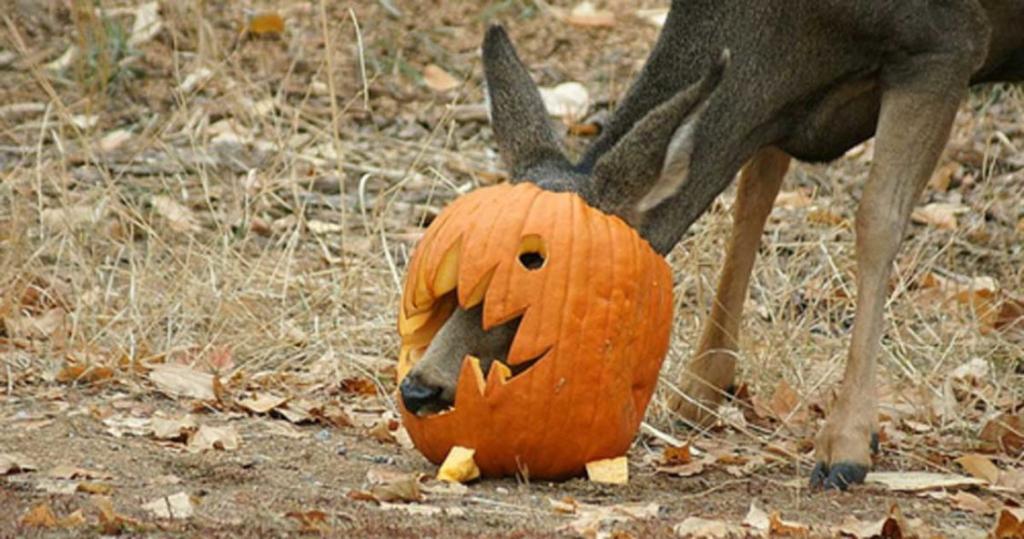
[[809, 461, 869, 491], [870, 432, 880, 455]]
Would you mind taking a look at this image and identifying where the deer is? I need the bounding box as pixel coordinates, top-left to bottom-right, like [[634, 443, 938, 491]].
[[399, 0, 1024, 490]]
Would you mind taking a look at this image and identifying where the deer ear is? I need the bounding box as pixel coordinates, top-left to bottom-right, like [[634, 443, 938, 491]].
[[483, 25, 570, 179], [590, 50, 730, 227]]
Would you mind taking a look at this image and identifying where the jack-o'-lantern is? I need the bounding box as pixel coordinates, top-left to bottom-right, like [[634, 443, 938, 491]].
[[396, 182, 673, 479]]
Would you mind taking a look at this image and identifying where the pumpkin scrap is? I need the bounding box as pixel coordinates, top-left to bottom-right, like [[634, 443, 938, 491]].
[[397, 182, 673, 479], [586, 456, 629, 485], [437, 446, 480, 483]]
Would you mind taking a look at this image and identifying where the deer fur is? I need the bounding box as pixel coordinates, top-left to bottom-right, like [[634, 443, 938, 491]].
[[400, 0, 1024, 490]]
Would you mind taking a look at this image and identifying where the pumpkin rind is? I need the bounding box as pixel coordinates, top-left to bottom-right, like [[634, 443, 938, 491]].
[[397, 182, 673, 479]]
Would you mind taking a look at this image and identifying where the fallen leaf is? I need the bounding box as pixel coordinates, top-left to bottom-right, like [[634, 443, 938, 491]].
[[340, 377, 378, 396], [367, 421, 397, 444], [93, 496, 141, 535], [422, 64, 460, 92], [99, 128, 132, 153], [950, 490, 997, 515], [77, 482, 114, 495], [956, 453, 1001, 483], [807, 208, 846, 226], [865, 471, 985, 491], [674, 516, 745, 538], [55, 363, 115, 384], [40, 206, 102, 232], [770, 512, 810, 537], [148, 363, 216, 401], [586, 456, 628, 484], [20, 503, 58, 529], [656, 459, 706, 477], [143, 492, 195, 519], [836, 504, 910, 539], [768, 379, 808, 425], [368, 471, 422, 503], [951, 357, 991, 383], [742, 502, 770, 532], [187, 425, 240, 452], [928, 161, 959, 192], [237, 393, 288, 414], [775, 189, 813, 209], [980, 414, 1024, 455], [994, 296, 1024, 333], [58, 510, 87, 529], [102, 415, 152, 437], [539, 82, 590, 121], [565, 2, 615, 28], [911, 202, 966, 230], [47, 465, 113, 480], [151, 195, 198, 234], [247, 12, 285, 36], [151, 415, 198, 441], [0, 453, 38, 474], [565, 502, 660, 537], [285, 510, 330, 534], [128, 2, 162, 46], [437, 446, 480, 484], [993, 507, 1024, 539], [662, 444, 692, 465], [264, 420, 307, 439]]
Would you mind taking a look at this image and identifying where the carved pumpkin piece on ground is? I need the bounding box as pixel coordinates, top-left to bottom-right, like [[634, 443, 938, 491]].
[[397, 182, 674, 479]]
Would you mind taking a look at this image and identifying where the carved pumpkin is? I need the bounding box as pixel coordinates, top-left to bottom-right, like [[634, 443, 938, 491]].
[[397, 182, 673, 479]]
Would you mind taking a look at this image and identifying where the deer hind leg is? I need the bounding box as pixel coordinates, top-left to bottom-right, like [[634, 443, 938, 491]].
[[810, 58, 973, 490], [671, 146, 790, 425]]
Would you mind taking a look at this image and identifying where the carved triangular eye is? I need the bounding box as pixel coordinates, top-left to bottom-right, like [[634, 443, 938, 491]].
[[517, 234, 546, 271]]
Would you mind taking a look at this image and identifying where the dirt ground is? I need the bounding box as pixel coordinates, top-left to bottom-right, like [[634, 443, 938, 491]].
[[1, 1, 1023, 537]]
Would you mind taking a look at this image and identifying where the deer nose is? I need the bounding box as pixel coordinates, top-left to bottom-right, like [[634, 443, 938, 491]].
[[399, 376, 443, 414]]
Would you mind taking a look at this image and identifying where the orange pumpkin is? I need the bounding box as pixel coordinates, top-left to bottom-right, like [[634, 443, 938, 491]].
[[397, 182, 673, 479]]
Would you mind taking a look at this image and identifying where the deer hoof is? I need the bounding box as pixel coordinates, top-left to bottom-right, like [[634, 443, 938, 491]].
[[809, 460, 868, 490]]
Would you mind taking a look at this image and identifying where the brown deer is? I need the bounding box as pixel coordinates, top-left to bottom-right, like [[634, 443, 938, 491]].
[[399, 0, 1024, 489]]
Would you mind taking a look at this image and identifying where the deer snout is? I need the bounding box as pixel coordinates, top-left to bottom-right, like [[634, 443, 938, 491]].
[[399, 376, 446, 415]]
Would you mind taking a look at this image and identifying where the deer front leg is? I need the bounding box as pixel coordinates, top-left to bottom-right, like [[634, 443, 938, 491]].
[[670, 147, 790, 425], [811, 65, 969, 490]]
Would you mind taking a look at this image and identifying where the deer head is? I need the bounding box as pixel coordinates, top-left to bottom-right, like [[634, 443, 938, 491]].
[[399, 25, 728, 415]]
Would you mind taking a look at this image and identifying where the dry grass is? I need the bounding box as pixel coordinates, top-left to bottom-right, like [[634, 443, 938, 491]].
[[1, 0, 1022, 501]]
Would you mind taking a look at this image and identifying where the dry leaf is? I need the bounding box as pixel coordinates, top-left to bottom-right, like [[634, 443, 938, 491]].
[[662, 444, 692, 465], [238, 393, 288, 414], [20, 503, 58, 529], [565, 2, 615, 28], [564, 502, 660, 537], [102, 415, 152, 438], [93, 495, 141, 535], [674, 516, 745, 538], [775, 189, 813, 209], [980, 414, 1024, 455], [142, 492, 195, 519], [128, 2, 162, 46], [340, 377, 378, 396], [150, 415, 197, 441], [437, 446, 480, 484], [768, 379, 808, 425], [187, 425, 240, 452], [586, 456, 628, 484], [656, 459, 706, 477], [148, 364, 216, 401], [285, 510, 330, 534], [423, 64, 460, 92], [993, 507, 1024, 539], [742, 502, 770, 532], [47, 465, 113, 480], [369, 472, 422, 503], [41, 205, 102, 232], [836, 504, 912, 539], [539, 82, 590, 121], [950, 491, 997, 515], [247, 12, 285, 36], [866, 471, 985, 491], [807, 208, 846, 226], [99, 128, 132, 153], [151, 195, 198, 234], [0, 452, 38, 474], [77, 482, 113, 495], [56, 363, 114, 384], [956, 453, 1001, 483], [911, 202, 966, 230], [770, 512, 810, 537], [58, 510, 87, 529], [994, 296, 1024, 333], [929, 161, 959, 192]]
